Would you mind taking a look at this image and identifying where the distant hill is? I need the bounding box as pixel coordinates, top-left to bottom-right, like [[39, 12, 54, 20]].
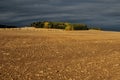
[[0, 24, 17, 28], [0, 22, 101, 31]]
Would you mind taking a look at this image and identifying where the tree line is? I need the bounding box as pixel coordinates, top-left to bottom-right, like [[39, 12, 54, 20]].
[[0, 24, 17, 28], [30, 21, 89, 30]]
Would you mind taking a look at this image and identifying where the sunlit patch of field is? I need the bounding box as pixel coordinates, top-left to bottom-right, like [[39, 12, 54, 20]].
[[0, 28, 120, 80]]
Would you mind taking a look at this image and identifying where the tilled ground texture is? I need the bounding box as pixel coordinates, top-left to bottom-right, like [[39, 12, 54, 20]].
[[0, 29, 120, 80]]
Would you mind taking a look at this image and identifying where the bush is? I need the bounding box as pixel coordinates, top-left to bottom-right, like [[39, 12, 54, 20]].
[[89, 27, 101, 30], [65, 26, 73, 31], [72, 24, 88, 30]]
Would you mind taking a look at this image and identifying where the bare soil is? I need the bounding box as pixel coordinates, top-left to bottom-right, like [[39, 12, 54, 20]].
[[0, 28, 120, 80]]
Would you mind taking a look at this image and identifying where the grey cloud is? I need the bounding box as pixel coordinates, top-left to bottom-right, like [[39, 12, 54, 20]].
[[0, 0, 120, 31]]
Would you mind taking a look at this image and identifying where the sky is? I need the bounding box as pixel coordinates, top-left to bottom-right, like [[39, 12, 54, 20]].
[[0, 0, 120, 30]]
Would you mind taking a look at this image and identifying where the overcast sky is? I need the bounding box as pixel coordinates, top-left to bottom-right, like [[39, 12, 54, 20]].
[[0, 0, 120, 29]]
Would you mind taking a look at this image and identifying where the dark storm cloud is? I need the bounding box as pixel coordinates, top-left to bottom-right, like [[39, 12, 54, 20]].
[[0, 0, 120, 29]]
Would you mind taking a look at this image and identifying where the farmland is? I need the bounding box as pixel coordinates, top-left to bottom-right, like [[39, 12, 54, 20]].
[[0, 28, 120, 80]]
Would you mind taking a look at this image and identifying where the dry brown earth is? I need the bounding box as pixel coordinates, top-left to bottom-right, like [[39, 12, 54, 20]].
[[0, 28, 120, 80]]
